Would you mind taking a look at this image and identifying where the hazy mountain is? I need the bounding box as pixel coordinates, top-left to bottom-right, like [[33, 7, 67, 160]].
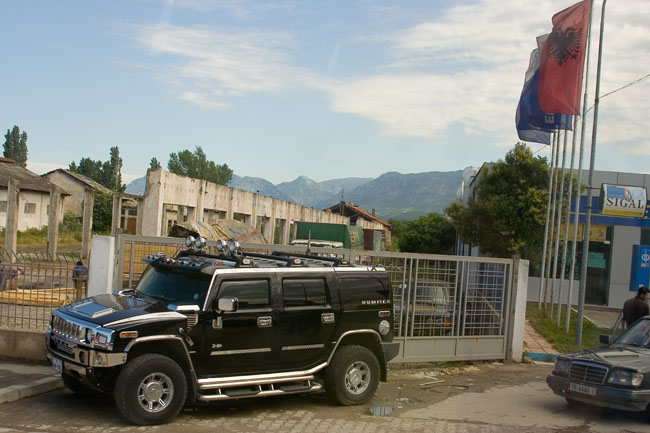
[[125, 176, 147, 195], [124, 170, 462, 221], [314, 171, 463, 220], [228, 175, 294, 202], [319, 177, 373, 195], [274, 176, 330, 207]]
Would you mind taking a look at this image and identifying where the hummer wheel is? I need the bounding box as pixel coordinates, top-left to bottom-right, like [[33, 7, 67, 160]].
[[324, 345, 379, 405], [114, 354, 187, 425]]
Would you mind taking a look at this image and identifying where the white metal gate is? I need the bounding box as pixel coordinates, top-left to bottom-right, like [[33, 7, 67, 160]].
[[115, 236, 523, 363]]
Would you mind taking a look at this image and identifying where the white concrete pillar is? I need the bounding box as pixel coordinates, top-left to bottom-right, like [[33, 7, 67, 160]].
[[507, 258, 529, 362], [87, 236, 115, 297]]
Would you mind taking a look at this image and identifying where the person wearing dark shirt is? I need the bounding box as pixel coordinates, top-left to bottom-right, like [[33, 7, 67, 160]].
[[622, 285, 650, 329], [72, 260, 89, 299]]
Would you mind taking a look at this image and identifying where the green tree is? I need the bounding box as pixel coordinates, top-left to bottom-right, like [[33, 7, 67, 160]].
[[3, 125, 28, 167], [445, 143, 549, 260], [168, 146, 233, 185], [69, 147, 125, 192], [92, 191, 114, 232], [150, 157, 161, 170], [397, 213, 456, 254]]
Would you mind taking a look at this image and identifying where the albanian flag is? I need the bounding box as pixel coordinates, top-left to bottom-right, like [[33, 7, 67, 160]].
[[539, 0, 592, 115]]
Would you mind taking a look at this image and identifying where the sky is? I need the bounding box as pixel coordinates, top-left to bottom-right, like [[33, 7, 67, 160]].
[[1, 0, 648, 185]]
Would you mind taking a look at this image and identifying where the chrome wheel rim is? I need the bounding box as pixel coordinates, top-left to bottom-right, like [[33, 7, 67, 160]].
[[137, 372, 174, 413], [344, 361, 370, 395]]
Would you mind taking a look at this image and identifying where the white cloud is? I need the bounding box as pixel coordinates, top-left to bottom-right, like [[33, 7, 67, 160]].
[[134, 0, 649, 151], [328, 0, 650, 147], [136, 24, 319, 105]]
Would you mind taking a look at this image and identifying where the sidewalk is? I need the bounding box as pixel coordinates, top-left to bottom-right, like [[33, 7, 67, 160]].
[[0, 358, 62, 404], [524, 319, 559, 362]]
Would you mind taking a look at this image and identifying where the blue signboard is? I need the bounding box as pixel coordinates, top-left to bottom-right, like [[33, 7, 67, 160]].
[[630, 245, 650, 291], [569, 196, 650, 228]]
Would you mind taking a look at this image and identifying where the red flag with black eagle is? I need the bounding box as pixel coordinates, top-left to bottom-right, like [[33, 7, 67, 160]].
[[539, 0, 592, 115]]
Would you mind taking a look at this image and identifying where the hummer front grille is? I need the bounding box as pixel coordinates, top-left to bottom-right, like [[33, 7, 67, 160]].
[[51, 314, 85, 343]]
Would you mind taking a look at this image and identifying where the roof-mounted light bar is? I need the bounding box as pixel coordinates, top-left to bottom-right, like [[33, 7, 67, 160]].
[[185, 235, 207, 250]]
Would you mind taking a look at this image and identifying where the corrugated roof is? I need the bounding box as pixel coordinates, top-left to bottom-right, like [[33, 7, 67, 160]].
[[0, 160, 69, 195], [45, 168, 112, 194]]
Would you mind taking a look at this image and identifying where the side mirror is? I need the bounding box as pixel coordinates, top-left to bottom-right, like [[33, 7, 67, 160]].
[[217, 297, 239, 312], [599, 334, 612, 345]]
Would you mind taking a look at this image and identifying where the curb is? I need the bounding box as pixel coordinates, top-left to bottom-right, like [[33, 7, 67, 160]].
[[0, 375, 63, 405], [527, 352, 558, 363]]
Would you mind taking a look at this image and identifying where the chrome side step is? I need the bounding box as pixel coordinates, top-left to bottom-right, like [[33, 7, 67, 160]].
[[196, 363, 327, 402]]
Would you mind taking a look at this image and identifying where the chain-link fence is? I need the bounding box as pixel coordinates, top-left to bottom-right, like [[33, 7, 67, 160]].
[[1, 247, 84, 331]]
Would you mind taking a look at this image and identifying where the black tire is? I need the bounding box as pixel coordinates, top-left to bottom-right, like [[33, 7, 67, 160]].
[[324, 345, 380, 406], [114, 354, 187, 425], [62, 372, 94, 396]]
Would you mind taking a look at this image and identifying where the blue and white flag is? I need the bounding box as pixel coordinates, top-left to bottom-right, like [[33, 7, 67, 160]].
[[516, 34, 572, 143]]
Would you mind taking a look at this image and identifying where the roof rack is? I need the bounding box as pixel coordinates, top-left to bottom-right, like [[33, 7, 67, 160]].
[[271, 251, 352, 267]]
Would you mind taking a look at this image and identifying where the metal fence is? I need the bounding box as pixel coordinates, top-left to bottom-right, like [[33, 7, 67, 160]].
[[1, 236, 520, 363], [117, 236, 519, 363], [0, 248, 84, 331]]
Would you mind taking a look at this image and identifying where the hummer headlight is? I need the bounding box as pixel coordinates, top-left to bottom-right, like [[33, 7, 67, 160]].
[[607, 370, 643, 387], [186, 235, 196, 248], [553, 358, 570, 376], [85, 328, 97, 344]]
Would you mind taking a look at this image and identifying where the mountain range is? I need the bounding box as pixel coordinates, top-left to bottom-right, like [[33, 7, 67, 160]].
[[126, 170, 463, 220]]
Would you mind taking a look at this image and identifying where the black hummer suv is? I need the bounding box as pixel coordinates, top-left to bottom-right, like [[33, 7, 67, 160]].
[[45, 238, 399, 425]]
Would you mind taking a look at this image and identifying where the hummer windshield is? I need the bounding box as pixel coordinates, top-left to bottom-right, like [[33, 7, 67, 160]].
[[135, 265, 212, 306]]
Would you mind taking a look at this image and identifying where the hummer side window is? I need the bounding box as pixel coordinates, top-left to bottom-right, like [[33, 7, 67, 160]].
[[283, 278, 328, 308], [218, 280, 270, 310]]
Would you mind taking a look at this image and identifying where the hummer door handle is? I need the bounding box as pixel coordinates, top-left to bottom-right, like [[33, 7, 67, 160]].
[[257, 316, 273, 328], [321, 313, 335, 324]]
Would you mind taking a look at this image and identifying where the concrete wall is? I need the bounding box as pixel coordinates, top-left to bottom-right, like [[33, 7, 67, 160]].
[[140, 169, 351, 240], [609, 225, 641, 307], [43, 171, 86, 215], [0, 188, 58, 231], [0, 328, 46, 362]]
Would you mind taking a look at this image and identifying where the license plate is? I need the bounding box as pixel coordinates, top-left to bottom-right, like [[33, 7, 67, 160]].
[[569, 382, 597, 396], [51, 357, 63, 373]]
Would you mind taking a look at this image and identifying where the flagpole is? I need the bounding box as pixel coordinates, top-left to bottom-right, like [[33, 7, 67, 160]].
[[550, 129, 567, 319], [577, 0, 606, 346], [538, 133, 556, 309], [545, 132, 560, 308], [566, 1, 594, 334], [557, 128, 573, 327]]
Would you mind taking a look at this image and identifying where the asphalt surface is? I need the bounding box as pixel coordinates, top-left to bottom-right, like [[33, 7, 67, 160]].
[[1, 359, 649, 432]]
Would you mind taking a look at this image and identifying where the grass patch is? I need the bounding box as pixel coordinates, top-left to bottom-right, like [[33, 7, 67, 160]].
[[526, 302, 609, 354]]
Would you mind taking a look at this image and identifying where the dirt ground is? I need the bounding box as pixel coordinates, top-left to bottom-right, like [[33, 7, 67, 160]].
[[369, 360, 551, 413]]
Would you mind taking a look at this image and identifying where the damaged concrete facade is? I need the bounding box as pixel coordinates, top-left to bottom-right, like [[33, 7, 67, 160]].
[[134, 169, 352, 244]]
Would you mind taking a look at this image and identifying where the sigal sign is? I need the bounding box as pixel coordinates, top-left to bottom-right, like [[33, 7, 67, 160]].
[[600, 184, 647, 218]]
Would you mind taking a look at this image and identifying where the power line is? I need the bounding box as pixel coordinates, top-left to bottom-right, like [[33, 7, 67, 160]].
[[526, 72, 649, 155]]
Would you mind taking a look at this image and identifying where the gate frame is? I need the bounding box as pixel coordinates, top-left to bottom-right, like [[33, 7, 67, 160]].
[[111, 235, 527, 363]]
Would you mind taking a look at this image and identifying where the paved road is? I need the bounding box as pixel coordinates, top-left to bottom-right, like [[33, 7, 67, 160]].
[[0, 362, 648, 433]]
